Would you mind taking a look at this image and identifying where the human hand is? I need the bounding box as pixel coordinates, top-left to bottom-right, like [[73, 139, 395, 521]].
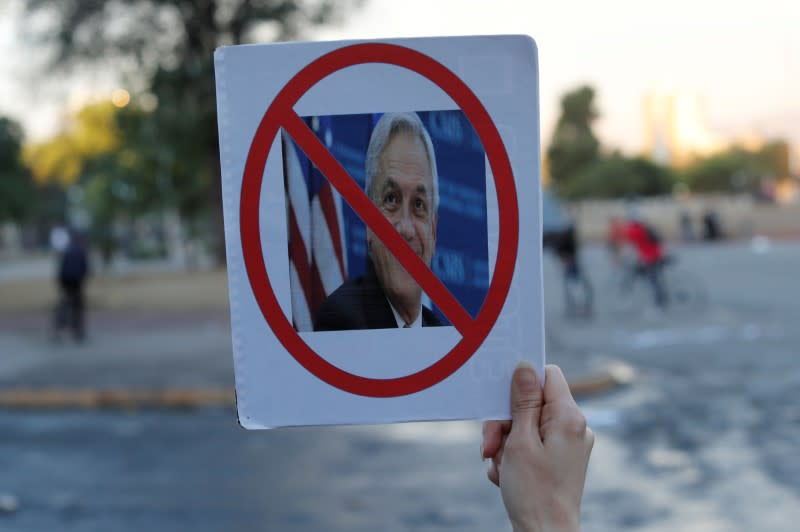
[[481, 363, 594, 532]]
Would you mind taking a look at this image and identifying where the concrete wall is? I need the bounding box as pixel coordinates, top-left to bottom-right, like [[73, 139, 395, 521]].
[[567, 195, 800, 242]]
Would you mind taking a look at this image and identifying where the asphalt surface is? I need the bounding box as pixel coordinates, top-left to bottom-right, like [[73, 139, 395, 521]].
[[1, 240, 799, 531]]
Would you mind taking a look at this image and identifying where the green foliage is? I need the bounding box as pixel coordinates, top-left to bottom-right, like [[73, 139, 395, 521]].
[[25, 102, 119, 186], [21, 0, 358, 67], [681, 143, 786, 193], [24, 133, 82, 186], [20, 0, 364, 257], [147, 62, 218, 220], [681, 152, 749, 192], [563, 153, 676, 199], [546, 85, 601, 194], [544, 83, 790, 198], [546, 85, 675, 199], [78, 105, 181, 227], [24, 100, 177, 247], [0, 117, 37, 222], [755, 140, 791, 179]]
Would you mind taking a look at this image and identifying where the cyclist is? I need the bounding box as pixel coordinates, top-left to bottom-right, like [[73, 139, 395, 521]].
[[612, 207, 668, 308], [606, 215, 628, 267]]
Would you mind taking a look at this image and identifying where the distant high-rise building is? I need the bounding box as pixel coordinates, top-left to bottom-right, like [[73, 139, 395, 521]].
[[642, 92, 673, 165], [643, 91, 725, 167]]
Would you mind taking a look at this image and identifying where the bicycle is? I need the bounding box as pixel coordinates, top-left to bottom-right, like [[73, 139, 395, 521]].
[[602, 255, 707, 317]]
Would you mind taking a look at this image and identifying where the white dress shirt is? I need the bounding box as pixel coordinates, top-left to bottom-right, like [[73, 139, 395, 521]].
[[387, 298, 423, 328]]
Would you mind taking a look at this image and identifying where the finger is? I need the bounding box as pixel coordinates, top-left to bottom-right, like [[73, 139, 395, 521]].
[[482, 420, 511, 436], [488, 437, 505, 486], [585, 427, 595, 458], [481, 420, 511, 459], [543, 364, 575, 405], [510, 361, 543, 438], [487, 460, 499, 486], [493, 440, 505, 469], [583, 428, 595, 482]]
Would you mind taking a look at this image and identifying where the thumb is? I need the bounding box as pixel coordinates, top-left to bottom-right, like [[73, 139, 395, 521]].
[[510, 361, 543, 438]]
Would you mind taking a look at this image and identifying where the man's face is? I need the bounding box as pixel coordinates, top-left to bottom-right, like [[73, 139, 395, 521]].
[[367, 131, 437, 312]]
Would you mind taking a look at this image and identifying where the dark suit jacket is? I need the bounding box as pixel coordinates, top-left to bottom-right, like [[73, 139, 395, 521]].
[[313, 261, 447, 331]]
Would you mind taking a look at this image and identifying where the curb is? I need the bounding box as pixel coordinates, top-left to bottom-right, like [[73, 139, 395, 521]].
[[569, 362, 636, 398], [0, 389, 235, 409]]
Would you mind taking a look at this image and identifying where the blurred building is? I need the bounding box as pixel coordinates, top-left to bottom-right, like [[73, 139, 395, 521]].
[[642, 91, 726, 168]]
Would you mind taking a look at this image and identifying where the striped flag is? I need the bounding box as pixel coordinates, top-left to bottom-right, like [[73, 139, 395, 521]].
[[282, 117, 348, 332]]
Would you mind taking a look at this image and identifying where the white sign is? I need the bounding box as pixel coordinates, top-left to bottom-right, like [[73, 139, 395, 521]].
[[214, 35, 544, 429]]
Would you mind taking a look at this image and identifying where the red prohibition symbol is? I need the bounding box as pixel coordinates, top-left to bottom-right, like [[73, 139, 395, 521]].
[[240, 43, 519, 397]]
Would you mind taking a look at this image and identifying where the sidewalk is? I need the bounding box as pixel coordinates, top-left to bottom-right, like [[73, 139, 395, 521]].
[[0, 310, 234, 393], [0, 260, 635, 408], [0, 306, 626, 408]]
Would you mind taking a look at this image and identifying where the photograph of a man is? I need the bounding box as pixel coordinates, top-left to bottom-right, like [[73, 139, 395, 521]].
[[314, 112, 447, 330]]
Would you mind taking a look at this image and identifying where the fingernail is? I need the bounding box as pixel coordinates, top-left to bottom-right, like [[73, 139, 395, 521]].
[[514, 362, 538, 389]]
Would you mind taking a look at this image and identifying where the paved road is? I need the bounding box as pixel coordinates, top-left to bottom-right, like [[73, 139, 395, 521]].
[[1, 241, 799, 531]]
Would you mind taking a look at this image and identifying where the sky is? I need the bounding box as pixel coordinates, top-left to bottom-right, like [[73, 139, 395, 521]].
[[1, 0, 798, 156]]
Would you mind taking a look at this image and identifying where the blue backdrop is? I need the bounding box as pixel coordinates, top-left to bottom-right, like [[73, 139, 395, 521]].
[[300, 110, 489, 324]]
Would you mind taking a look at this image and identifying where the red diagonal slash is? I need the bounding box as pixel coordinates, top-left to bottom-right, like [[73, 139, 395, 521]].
[[281, 110, 474, 333]]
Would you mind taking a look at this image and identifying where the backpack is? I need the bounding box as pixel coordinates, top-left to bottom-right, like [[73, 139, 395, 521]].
[[644, 224, 662, 245]]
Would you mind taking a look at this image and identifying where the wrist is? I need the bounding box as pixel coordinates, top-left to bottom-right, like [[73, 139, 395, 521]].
[[511, 514, 580, 532], [512, 524, 579, 532]]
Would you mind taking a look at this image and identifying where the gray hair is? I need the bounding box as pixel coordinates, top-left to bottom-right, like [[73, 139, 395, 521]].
[[365, 112, 439, 211]]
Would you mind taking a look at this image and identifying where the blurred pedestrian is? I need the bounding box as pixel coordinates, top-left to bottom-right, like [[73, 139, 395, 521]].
[[702, 209, 722, 241], [482, 363, 594, 532], [554, 224, 593, 319], [54, 231, 90, 342]]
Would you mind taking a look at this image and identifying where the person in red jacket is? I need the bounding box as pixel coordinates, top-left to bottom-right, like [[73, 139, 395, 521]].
[[625, 219, 664, 265], [623, 209, 668, 307]]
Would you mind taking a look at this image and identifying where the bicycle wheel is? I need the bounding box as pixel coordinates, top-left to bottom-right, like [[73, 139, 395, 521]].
[[663, 266, 708, 314], [601, 268, 650, 317]]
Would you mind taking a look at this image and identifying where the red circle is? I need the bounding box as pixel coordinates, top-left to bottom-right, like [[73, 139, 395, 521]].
[[240, 43, 519, 397]]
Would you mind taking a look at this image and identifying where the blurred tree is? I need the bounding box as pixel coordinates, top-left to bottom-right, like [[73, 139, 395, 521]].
[[682, 151, 754, 192], [24, 133, 83, 187], [759, 140, 791, 180], [546, 85, 601, 194], [682, 142, 787, 193], [0, 117, 36, 222], [564, 153, 676, 199], [26, 100, 186, 259], [25, 102, 120, 187], [20, 0, 364, 261]]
